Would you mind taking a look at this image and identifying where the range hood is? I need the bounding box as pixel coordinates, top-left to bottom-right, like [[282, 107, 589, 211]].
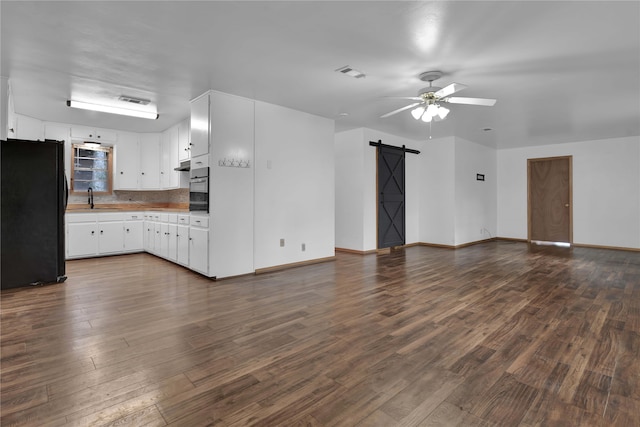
[[174, 160, 190, 171]]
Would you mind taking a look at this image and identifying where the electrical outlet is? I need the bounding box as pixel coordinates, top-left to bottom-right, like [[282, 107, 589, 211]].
[[301, 243, 306, 251], [280, 238, 285, 247]]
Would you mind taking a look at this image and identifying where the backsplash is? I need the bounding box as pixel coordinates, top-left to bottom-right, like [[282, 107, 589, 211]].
[[68, 188, 189, 206]]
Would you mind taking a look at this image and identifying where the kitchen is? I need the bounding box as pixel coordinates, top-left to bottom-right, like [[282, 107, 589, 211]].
[[2, 88, 336, 286]]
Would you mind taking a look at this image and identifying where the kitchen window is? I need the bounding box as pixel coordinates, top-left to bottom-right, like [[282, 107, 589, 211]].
[[71, 143, 113, 194]]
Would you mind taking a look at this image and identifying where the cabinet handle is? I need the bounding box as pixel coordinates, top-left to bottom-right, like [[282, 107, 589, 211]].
[[189, 237, 193, 241], [126, 228, 130, 232], [97, 135, 101, 139], [91, 231, 94, 235], [141, 172, 145, 175], [100, 230, 104, 234], [89, 134, 93, 138], [120, 171, 124, 175]]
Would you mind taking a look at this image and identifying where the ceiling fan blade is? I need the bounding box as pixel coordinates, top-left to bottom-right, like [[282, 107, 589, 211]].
[[434, 83, 467, 98], [380, 102, 421, 118], [381, 96, 423, 101], [444, 97, 497, 106]]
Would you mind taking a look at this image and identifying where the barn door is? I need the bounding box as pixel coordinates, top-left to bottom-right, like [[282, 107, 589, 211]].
[[377, 145, 406, 248], [528, 156, 572, 243]]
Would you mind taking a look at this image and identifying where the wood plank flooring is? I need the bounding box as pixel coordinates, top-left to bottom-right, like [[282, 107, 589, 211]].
[[1, 241, 639, 426]]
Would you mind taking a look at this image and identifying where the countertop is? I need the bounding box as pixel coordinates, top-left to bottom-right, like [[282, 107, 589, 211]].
[[66, 203, 189, 213]]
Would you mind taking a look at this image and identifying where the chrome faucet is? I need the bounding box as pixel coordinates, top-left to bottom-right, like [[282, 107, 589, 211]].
[[88, 187, 94, 209]]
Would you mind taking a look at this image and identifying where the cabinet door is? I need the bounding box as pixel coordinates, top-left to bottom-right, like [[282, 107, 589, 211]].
[[153, 223, 162, 254], [168, 224, 178, 262], [124, 221, 143, 252], [95, 129, 116, 142], [98, 222, 124, 254], [115, 133, 139, 190], [144, 221, 155, 253], [71, 126, 95, 140], [139, 134, 161, 189], [67, 223, 98, 258], [178, 118, 190, 161], [44, 124, 72, 180], [160, 126, 179, 189], [189, 227, 208, 275], [190, 93, 209, 158], [159, 223, 170, 259], [177, 224, 189, 265]]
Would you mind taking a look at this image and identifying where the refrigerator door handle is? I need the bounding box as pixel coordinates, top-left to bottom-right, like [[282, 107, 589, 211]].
[[64, 173, 69, 210]]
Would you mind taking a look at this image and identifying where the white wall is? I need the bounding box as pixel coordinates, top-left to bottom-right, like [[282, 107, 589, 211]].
[[454, 137, 497, 245], [335, 128, 366, 250], [418, 137, 456, 246], [1, 77, 8, 141], [497, 136, 640, 249], [254, 101, 335, 269]]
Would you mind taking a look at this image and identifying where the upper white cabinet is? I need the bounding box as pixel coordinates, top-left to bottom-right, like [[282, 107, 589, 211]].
[[115, 132, 139, 190], [190, 93, 209, 158], [178, 118, 190, 161], [44, 124, 72, 178], [160, 125, 181, 189], [139, 133, 161, 189], [71, 126, 116, 142]]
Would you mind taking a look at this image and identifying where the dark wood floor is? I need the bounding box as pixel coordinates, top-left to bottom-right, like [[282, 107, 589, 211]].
[[1, 242, 639, 426]]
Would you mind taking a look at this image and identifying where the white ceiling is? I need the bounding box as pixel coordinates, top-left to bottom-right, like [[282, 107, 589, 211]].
[[2, 1, 639, 149]]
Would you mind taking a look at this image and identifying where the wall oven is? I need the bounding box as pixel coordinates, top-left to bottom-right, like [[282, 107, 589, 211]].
[[189, 167, 209, 212]]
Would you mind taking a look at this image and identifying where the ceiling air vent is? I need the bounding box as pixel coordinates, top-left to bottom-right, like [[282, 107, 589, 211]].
[[335, 65, 366, 79], [118, 95, 151, 105]]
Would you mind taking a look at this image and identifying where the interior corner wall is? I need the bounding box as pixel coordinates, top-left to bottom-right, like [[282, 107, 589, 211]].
[[454, 137, 498, 245], [1, 77, 8, 141], [335, 128, 366, 250], [418, 136, 456, 246], [497, 136, 640, 249], [254, 101, 335, 270]]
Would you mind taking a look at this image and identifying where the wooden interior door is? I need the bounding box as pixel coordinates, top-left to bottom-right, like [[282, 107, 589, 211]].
[[528, 156, 572, 243], [377, 146, 405, 248]]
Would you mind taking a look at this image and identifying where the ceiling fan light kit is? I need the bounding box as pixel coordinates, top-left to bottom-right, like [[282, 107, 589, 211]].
[[381, 70, 496, 125]]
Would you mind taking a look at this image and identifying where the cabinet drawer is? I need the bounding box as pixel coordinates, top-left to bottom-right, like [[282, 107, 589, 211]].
[[190, 215, 209, 228], [177, 214, 190, 225], [66, 213, 97, 223], [98, 212, 125, 222], [168, 214, 178, 224], [190, 154, 209, 169], [124, 212, 143, 221]]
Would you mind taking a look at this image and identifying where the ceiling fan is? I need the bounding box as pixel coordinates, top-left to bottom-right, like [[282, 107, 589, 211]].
[[380, 71, 497, 122]]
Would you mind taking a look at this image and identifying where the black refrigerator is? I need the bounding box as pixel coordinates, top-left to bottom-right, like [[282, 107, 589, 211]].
[[1, 139, 68, 289]]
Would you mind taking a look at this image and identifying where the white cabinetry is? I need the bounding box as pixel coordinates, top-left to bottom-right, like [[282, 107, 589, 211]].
[[139, 134, 161, 189], [178, 118, 191, 161], [98, 221, 125, 254], [115, 132, 140, 190], [71, 126, 116, 142], [190, 93, 209, 158], [44, 124, 72, 179], [176, 223, 189, 265], [124, 213, 144, 252], [189, 223, 208, 275], [67, 222, 98, 258], [160, 125, 182, 189], [67, 212, 144, 259]]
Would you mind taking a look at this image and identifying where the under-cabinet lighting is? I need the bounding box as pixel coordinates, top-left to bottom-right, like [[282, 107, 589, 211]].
[[67, 100, 159, 120]]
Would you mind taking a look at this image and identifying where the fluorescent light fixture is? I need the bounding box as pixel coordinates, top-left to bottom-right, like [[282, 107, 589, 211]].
[[67, 100, 159, 120]]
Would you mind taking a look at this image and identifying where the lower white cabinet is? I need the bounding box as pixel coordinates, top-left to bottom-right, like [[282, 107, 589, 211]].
[[67, 222, 99, 258], [67, 212, 144, 259], [67, 210, 209, 277], [189, 226, 208, 275], [98, 221, 125, 254], [124, 220, 143, 252], [176, 224, 189, 265]]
